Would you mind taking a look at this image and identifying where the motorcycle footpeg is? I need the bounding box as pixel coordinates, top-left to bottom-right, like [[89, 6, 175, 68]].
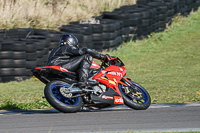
[[86, 81, 99, 86]]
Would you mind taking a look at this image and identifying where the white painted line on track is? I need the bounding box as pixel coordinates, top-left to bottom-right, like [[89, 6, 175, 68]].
[[186, 104, 200, 107], [128, 128, 200, 133], [81, 128, 200, 133], [102, 103, 200, 110]]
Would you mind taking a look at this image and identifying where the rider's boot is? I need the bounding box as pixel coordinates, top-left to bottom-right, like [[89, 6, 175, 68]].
[[77, 71, 98, 89], [77, 79, 98, 89]]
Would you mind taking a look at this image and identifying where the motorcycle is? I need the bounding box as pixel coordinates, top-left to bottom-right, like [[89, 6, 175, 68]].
[[32, 55, 151, 113]]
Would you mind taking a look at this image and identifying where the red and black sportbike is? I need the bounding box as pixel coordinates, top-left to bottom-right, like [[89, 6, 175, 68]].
[[32, 55, 151, 113]]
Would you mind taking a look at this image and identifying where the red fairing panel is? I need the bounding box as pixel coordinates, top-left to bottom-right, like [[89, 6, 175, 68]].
[[35, 66, 70, 73], [90, 62, 101, 69], [93, 65, 126, 82], [93, 65, 127, 96]]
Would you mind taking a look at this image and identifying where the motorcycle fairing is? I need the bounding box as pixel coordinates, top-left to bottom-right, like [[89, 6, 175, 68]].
[[93, 65, 126, 87], [32, 66, 78, 84], [32, 62, 100, 84], [91, 87, 123, 105], [93, 65, 127, 103], [35, 66, 70, 73]]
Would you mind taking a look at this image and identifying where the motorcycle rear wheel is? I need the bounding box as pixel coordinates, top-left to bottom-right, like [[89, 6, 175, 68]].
[[119, 81, 151, 110], [44, 80, 83, 113]]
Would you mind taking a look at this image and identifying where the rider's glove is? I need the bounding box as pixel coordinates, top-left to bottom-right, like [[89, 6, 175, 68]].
[[100, 54, 107, 61]]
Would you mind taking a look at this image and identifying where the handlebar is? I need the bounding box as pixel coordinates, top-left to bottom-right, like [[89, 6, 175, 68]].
[[101, 55, 124, 68]]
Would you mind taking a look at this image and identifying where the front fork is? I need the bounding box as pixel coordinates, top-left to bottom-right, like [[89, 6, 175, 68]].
[[120, 78, 137, 94]]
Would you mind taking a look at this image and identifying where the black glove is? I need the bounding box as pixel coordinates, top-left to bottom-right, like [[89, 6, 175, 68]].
[[105, 54, 112, 59], [99, 54, 107, 61]]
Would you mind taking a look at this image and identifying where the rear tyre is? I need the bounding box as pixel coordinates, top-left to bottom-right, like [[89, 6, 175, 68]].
[[44, 80, 83, 113], [119, 80, 151, 110]]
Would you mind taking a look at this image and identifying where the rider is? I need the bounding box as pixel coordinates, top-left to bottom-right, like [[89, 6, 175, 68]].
[[47, 34, 107, 88]]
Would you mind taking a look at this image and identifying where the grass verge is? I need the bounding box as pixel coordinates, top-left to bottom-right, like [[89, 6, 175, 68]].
[[0, 9, 200, 110], [106, 9, 200, 104]]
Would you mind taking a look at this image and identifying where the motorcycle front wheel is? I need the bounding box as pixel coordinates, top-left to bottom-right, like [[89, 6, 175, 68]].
[[119, 80, 151, 110], [44, 80, 83, 113]]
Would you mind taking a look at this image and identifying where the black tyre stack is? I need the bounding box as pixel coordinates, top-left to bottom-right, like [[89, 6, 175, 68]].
[[59, 19, 123, 51], [22, 36, 50, 76], [0, 29, 34, 82], [194, 0, 200, 11], [34, 29, 62, 51], [137, 6, 154, 37], [102, 8, 131, 42], [163, 0, 177, 26], [147, 1, 169, 33], [22, 38, 38, 77], [90, 22, 104, 50], [32, 29, 62, 66], [69, 23, 93, 49], [0, 28, 51, 82], [92, 19, 123, 51], [179, 0, 199, 16], [0, 40, 28, 82], [57, 0, 200, 51], [0, 40, 15, 82]]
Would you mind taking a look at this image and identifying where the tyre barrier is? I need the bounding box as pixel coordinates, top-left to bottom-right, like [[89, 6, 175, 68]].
[[0, 0, 200, 82], [0, 30, 51, 82]]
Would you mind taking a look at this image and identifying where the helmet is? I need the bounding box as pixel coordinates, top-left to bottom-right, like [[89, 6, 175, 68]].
[[60, 34, 79, 47]]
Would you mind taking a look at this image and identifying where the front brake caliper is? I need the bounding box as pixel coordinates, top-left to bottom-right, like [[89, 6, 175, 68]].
[[124, 86, 131, 94]]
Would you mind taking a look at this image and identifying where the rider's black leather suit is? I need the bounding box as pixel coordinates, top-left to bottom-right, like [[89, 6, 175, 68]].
[[47, 45, 105, 82]]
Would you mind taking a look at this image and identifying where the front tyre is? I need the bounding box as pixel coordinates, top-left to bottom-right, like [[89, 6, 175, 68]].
[[44, 80, 83, 113], [119, 81, 151, 110]]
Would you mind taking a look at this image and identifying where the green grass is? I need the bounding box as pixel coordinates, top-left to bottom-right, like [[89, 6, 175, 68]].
[[107, 10, 200, 103], [0, 9, 200, 110], [0, 78, 49, 110]]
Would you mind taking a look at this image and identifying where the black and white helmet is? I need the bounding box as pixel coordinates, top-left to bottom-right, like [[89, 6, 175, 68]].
[[60, 34, 79, 47]]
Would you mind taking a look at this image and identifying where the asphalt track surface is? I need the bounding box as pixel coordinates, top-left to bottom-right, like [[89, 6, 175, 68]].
[[0, 103, 200, 133]]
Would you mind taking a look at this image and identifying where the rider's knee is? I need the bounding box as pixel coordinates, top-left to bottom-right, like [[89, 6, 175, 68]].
[[84, 54, 93, 64]]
